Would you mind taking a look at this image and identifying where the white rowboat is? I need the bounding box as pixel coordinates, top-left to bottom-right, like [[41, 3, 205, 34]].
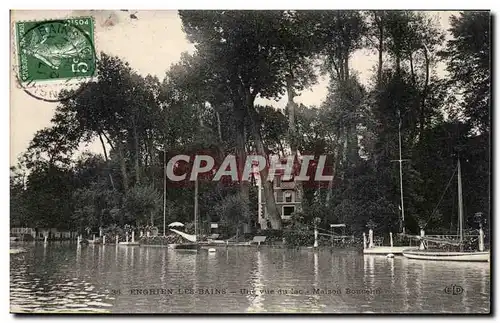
[[402, 159, 489, 263], [402, 249, 489, 262]]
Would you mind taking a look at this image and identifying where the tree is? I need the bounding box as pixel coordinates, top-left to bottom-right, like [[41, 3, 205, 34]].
[[441, 11, 490, 133], [180, 10, 321, 229], [123, 184, 162, 227], [10, 167, 30, 227], [214, 192, 251, 238], [23, 163, 75, 229]]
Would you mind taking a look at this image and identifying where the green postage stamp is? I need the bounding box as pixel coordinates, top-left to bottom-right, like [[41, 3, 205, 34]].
[[15, 17, 96, 83]]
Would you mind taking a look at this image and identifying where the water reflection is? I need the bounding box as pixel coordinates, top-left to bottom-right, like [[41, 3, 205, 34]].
[[389, 257, 394, 287], [402, 258, 490, 313], [414, 260, 423, 311], [131, 246, 135, 268], [402, 257, 409, 312], [114, 245, 118, 269], [247, 250, 264, 312], [10, 243, 490, 314], [10, 243, 112, 313], [308, 251, 320, 312], [160, 248, 166, 287], [363, 255, 375, 290], [193, 250, 199, 310], [480, 266, 487, 295]]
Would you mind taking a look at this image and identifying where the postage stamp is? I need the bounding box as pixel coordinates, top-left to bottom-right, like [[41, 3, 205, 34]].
[[14, 17, 96, 101]]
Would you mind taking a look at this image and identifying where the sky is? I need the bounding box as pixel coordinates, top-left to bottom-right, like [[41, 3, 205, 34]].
[[9, 10, 458, 166]]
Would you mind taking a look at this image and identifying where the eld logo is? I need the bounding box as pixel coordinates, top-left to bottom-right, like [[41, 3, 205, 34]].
[[444, 284, 464, 295]]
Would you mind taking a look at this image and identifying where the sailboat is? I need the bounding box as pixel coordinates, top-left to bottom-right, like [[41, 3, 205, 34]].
[[363, 113, 415, 255], [403, 159, 489, 262], [160, 148, 200, 250], [167, 178, 200, 251]]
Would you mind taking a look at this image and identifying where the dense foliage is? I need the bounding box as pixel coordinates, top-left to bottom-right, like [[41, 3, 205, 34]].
[[11, 11, 490, 238]]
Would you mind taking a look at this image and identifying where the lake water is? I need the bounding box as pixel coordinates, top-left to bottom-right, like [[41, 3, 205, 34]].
[[10, 242, 490, 314]]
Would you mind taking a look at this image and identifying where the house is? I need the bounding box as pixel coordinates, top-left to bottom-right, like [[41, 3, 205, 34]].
[[256, 156, 302, 230]]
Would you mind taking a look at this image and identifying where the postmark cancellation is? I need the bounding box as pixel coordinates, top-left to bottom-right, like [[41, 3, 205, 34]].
[[13, 16, 97, 102]]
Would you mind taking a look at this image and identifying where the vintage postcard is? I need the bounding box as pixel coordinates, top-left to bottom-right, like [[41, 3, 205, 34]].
[[9, 10, 491, 314]]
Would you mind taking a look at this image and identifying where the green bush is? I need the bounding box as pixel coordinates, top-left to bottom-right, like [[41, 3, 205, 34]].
[[139, 234, 187, 245], [255, 229, 283, 243], [283, 230, 313, 246]]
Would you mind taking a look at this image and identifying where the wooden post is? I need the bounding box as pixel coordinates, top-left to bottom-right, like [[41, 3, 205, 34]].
[[103, 235, 106, 245], [419, 228, 425, 250], [99, 228, 103, 237], [479, 227, 485, 252], [390, 232, 393, 248], [116, 235, 119, 245], [368, 229, 374, 248], [132, 231, 135, 243], [93, 234, 95, 242], [363, 232, 367, 249], [194, 177, 199, 242], [44, 235, 48, 244]]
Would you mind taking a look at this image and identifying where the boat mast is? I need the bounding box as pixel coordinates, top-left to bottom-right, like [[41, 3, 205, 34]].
[[398, 110, 406, 234], [194, 177, 199, 242], [457, 158, 464, 245], [163, 146, 167, 237]]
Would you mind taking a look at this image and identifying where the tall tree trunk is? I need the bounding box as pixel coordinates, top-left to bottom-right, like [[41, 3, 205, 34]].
[[346, 127, 358, 166], [344, 54, 349, 79], [325, 137, 341, 204], [395, 51, 401, 78], [420, 46, 430, 137], [214, 107, 228, 172], [132, 119, 141, 185], [143, 141, 149, 168], [117, 140, 129, 193], [98, 132, 115, 191], [215, 109, 223, 143], [376, 12, 384, 88], [278, 140, 285, 157], [98, 132, 109, 161], [286, 75, 296, 135], [344, 58, 358, 167], [229, 82, 250, 200], [235, 125, 249, 200], [244, 92, 282, 230], [409, 52, 416, 84], [285, 73, 304, 209], [146, 133, 156, 187]]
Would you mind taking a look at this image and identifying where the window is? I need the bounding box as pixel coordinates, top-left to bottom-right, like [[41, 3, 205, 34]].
[[275, 175, 281, 187], [283, 206, 295, 217], [284, 191, 293, 203], [276, 190, 284, 202]]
